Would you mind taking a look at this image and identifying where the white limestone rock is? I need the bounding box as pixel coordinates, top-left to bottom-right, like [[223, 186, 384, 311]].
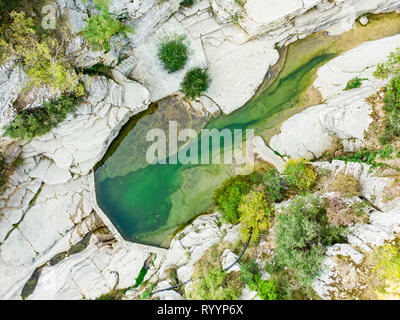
[[270, 34, 400, 160], [28, 236, 166, 300], [23, 75, 150, 176], [360, 16, 369, 26], [204, 35, 279, 114], [0, 63, 27, 131], [326, 244, 365, 265], [0, 175, 98, 299], [157, 213, 223, 283], [43, 163, 72, 185], [252, 136, 286, 173], [127, 0, 181, 47], [221, 249, 240, 273]]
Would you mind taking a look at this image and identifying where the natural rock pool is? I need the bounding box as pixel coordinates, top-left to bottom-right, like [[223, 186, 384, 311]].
[[95, 13, 400, 248]]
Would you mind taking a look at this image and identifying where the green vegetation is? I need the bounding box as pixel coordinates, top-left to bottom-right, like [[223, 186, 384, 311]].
[[180, 0, 195, 7], [4, 94, 82, 140], [158, 35, 189, 73], [373, 241, 400, 299], [267, 194, 346, 298], [262, 168, 286, 203], [83, 0, 133, 52], [81, 63, 113, 79], [344, 77, 367, 91], [213, 175, 253, 224], [0, 153, 7, 190], [373, 47, 400, 144], [134, 267, 148, 288], [181, 68, 211, 99], [188, 268, 242, 300], [238, 191, 274, 243], [240, 261, 277, 300], [337, 145, 396, 169], [283, 158, 317, 193], [0, 11, 84, 96], [328, 173, 361, 198], [380, 75, 400, 144], [0, 0, 45, 27], [374, 47, 400, 79]]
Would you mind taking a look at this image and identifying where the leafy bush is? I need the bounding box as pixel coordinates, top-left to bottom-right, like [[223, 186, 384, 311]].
[[374, 47, 400, 79], [4, 95, 81, 140], [251, 274, 278, 300], [181, 68, 211, 99], [0, 153, 6, 189], [0, 12, 84, 96], [83, 0, 133, 52], [283, 158, 317, 193], [188, 268, 242, 300], [81, 63, 112, 79], [380, 76, 400, 144], [240, 262, 277, 300], [344, 77, 367, 91], [373, 242, 400, 299], [180, 0, 195, 7], [328, 173, 360, 198], [262, 168, 286, 203], [238, 191, 274, 243], [373, 48, 400, 144], [337, 145, 395, 169], [158, 35, 189, 73], [269, 195, 346, 290], [213, 175, 252, 224]]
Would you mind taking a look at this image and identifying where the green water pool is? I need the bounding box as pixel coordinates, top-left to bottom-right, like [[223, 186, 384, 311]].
[[94, 13, 400, 247]]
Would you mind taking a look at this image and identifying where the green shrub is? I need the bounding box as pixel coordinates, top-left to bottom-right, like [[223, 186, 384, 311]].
[[240, 262, 277, 300], [213, 175, 253, 224], [380, 76, 400, 143], [188, 268, 242, 300], [251, 274, 278, 300], [262, 168, 286, 203], [0, 153, 6, 189], [373, 48, 400, 144], [239, 261, 259, 284], [374, 47, 400, 79], [373, 242, 400, 299], [269, 195, 346, 291], [337, 145, 396, 169], [158, 35, 189, 73], [328, 173, 361, 198], [344, 77, 367, 90], [181, 68, 211, 99], [1, 12, 84, 96], [180, 0, 195, 7], [81, 63, 113, 79], [238, 191, 274, 243], [83, 0, 133, 52], [4, 95, 81, 140], [283, 158, 317, 193]]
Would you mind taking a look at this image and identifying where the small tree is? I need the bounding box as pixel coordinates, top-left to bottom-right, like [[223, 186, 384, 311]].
[[263, 168, 286, 203], [83, 0, 133, 52], [0, 11, 83, 96], [271, 195, 345, 289], [213, 175, 252, 224], [238, 191, 274, 243], [283, 158, 317, 193]]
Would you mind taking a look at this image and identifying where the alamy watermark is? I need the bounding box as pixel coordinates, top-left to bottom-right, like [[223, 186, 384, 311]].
[[146, 121, 255, 167]]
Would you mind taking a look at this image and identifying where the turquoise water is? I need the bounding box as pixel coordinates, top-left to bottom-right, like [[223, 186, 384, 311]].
[[95, 52, 332, 247]]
